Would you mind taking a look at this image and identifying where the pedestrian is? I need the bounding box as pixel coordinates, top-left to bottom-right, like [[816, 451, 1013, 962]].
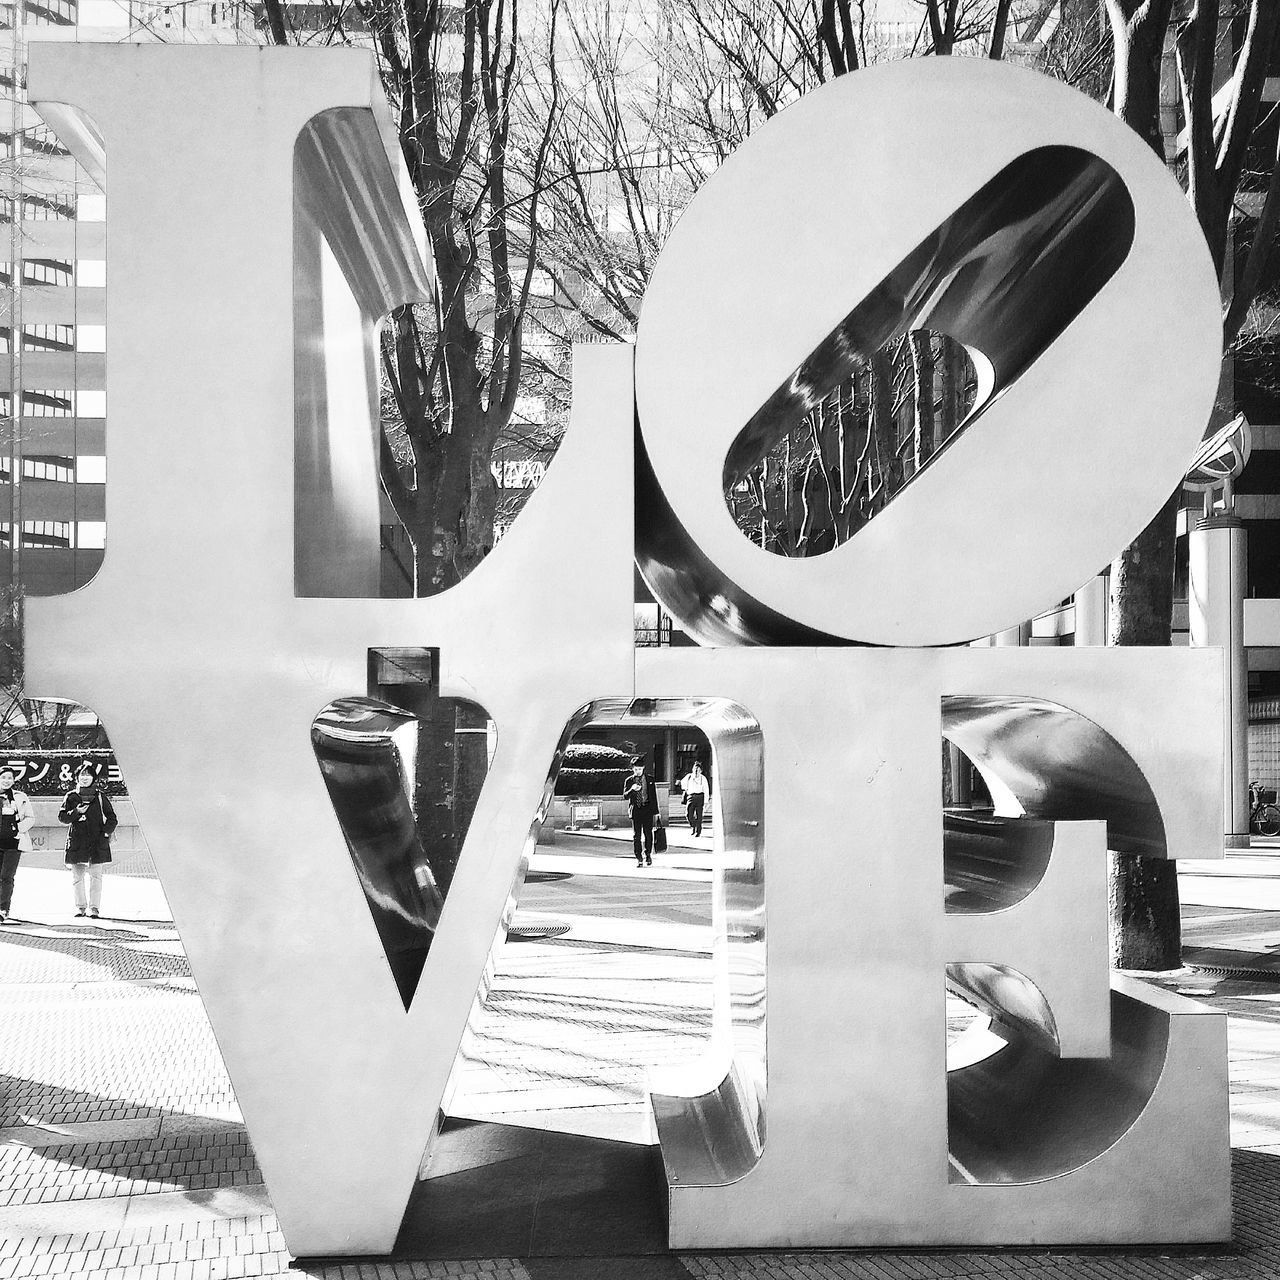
[[58, 761, 117, 919], [622, 756, 659, 867], [679, 761, 710, 837], [0, 766, 35, 924]]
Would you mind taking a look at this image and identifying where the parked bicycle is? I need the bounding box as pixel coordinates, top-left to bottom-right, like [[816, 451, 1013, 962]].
[[1250, 781, 1280, 836]]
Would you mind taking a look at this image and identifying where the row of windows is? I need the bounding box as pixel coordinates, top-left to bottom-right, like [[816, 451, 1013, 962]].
[[0, 192, 107, 223], [17, 0, 79, 27], [0, 325, 106, 353], [0, 259, 105, 286], [0, 520, 105, 549], [1, 194, 74, 222], [5, 0, 240, 29], [0, 390, 107, 417], [0, 455, 106, 483]]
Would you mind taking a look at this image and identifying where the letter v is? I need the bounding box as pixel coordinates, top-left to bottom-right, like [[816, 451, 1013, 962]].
[[25, 42, 637, 1257]]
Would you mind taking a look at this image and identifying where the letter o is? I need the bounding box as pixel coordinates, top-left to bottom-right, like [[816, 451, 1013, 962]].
[[634, 59, 1221, 647]]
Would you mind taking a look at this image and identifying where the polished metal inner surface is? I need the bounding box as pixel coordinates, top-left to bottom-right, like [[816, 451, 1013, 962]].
[[636, 421, 853, 647], [944, 812, 1055, 913], [639, 146, 1135, 645], [942, 694, 1165, 857], [947, 962, 1059, 1059], [723, 145, 1134, 491], [547, 697, 766, 1187], [948, 987, 1168, 1184], [312, 696, 444, 1010]]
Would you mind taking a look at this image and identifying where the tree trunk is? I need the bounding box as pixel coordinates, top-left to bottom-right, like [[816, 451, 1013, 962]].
[[1105, 0, 1185, 971], [1109, 849, 1183, 970], [1108, 491, 1183, 969]]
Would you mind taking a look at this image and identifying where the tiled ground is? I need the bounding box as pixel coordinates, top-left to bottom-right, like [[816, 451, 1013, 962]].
[[0, 1126, 261, 1207], [0, 1216, 533, 1279], [2, 862, 1280, 1277]]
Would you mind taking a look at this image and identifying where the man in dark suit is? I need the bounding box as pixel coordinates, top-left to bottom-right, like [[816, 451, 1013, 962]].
[[622, 756, 659, 867]]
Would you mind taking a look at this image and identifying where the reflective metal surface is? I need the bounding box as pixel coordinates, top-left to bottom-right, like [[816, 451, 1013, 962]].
[[944, 812, 1054, 913], [25, 45, 1231, 1257], [948, 980, 1189, 1185], [724, 146, 1133, 494], [293, 106, 433, 599], [942, 694, 1164, 857], [633, 648, 1228, 1247], [311, 697, 443, 1010], [635, 59, 1221, 646]]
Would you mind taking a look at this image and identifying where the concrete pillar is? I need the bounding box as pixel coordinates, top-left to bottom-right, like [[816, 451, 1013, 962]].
[[1189, 514, 1250, 842], [1073, 575, 1108, 646]]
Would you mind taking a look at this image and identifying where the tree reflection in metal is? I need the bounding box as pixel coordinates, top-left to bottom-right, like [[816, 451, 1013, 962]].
[[21, 45, 1230, 1259], [636, 60, 1221, 646], [311, 697, 444, 1010], [724, 146, 1134, 503]]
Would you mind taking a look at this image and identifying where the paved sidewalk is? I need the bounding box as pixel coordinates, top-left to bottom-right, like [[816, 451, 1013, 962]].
[[1, 835, 1280, 1278]]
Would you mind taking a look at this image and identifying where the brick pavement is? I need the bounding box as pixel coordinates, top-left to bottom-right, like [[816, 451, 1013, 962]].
[[2, 851, 1280, 1278]]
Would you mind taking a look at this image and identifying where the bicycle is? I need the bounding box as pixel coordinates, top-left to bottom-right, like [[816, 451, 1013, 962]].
[[1250, 782, 1280, 836]]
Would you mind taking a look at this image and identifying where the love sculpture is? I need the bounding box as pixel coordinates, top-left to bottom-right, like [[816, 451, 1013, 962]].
[[24, 45, 1229, 1257]]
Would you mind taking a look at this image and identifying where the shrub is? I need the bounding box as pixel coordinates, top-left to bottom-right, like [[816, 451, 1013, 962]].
[[561, 743, 633, 770], [555, 766, 631, 797]]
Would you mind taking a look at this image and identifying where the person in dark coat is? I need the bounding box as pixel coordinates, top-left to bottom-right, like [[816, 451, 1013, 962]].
[[58, 761, 118, 919], [0, 766, 35, 924], [622, 756, 659, 867]]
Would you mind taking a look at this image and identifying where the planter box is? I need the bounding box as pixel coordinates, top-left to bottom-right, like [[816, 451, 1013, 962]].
[[546, 787, 674, 831], [27, 796, 149, 857]]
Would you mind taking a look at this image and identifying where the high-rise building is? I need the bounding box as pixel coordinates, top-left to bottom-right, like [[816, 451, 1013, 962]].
[[0, 0, 240, 606]]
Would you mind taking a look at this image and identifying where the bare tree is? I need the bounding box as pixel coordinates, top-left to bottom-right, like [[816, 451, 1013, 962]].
[[1105, 0, 1280, 969], [262, 0, 562, 595]]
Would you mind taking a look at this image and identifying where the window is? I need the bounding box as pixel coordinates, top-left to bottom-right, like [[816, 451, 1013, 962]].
[[78, 0, 130, 25], [21, 391, 73, 417], [19, 258, 74, 287], [76, 260, 105, 287], [22, 455, 74, 482], [17, 193, 75, 221], [77, 389, 106, 417], [0, 325, 102, 353], [77, 192, 105, 222], [19, 126, 71, 159], [76, 521, 106, 549], [25, 0, 78, 25], [20, 521, 71, 548], [21, 325, 73, 352], [77, 456, 106, 483]]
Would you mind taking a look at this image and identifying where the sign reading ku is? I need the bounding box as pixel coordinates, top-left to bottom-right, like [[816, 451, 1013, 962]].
[[26, 46, 1228, 1257]]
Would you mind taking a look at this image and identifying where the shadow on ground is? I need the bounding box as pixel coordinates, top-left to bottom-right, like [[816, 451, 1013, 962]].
[[390, 1130, 1280, 1274], [396, 1118, 668, 1259], [0, 921, 189, 989]]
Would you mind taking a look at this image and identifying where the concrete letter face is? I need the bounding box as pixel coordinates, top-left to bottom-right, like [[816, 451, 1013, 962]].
[[631, 61, 1229, 1246], [24, 46, 636, 1255], [25, 47, 1229, 1257], [635, 59, 1222, 646], [641, 648, 1227, 1247]]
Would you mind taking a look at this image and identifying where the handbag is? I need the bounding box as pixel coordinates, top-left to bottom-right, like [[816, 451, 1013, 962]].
[[653, 821, 668, 853]]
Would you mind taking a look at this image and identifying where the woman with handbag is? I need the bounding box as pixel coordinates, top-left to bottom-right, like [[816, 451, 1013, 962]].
[[58, 761, 118, 919]]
